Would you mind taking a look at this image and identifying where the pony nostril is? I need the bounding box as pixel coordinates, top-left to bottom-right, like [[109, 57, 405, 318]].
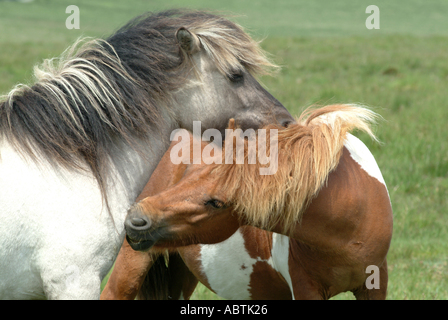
[[131, 217, 147, 227]]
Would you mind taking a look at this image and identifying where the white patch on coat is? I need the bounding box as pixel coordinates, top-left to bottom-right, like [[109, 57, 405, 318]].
[[199, 229, 295, 300], [199, 230, 256, 299], [268, 233, 294, 299], [344, 133, 387, 186]]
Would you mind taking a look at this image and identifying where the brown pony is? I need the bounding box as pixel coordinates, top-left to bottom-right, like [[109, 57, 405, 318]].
[[103, 104, 393, 300]]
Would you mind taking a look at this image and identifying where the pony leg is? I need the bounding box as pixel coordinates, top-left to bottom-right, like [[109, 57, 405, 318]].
[[101, 238, 154, 300], [352, 260, 388, 300]]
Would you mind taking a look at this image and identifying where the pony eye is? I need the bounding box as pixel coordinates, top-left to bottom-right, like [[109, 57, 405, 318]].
[[228, 72, 243, 83], [205, 199, 226, 209]]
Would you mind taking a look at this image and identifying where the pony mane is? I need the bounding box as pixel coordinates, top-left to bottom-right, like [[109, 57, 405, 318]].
[[215, 104, 380, 234], [0, 10, 274, 210]]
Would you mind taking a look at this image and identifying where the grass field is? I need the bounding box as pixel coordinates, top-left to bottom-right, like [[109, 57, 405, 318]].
[[1, 0, 447, 300]]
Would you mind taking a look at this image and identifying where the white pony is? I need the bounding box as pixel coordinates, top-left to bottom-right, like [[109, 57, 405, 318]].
[[0, 10, 293, 299]]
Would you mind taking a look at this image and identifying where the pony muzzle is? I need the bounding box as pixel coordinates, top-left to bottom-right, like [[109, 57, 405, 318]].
[[124, 204, 159, 251]]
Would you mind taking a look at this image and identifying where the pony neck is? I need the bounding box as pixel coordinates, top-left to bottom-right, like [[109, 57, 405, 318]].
[[105, 121, 179, 231]]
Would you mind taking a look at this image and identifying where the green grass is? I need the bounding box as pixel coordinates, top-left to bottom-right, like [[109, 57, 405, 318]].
[[1, 0, 447, 300]]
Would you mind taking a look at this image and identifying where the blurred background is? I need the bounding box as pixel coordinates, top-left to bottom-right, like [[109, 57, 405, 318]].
[[1, 0, 447, 299]]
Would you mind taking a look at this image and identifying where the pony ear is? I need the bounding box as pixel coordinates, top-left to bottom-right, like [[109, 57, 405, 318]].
[[176, 27, 200, 54], [227, 118, 236, 130]]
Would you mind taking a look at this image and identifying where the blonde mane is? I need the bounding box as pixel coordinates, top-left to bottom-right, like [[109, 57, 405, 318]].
[[215, 104, 380, 234]]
